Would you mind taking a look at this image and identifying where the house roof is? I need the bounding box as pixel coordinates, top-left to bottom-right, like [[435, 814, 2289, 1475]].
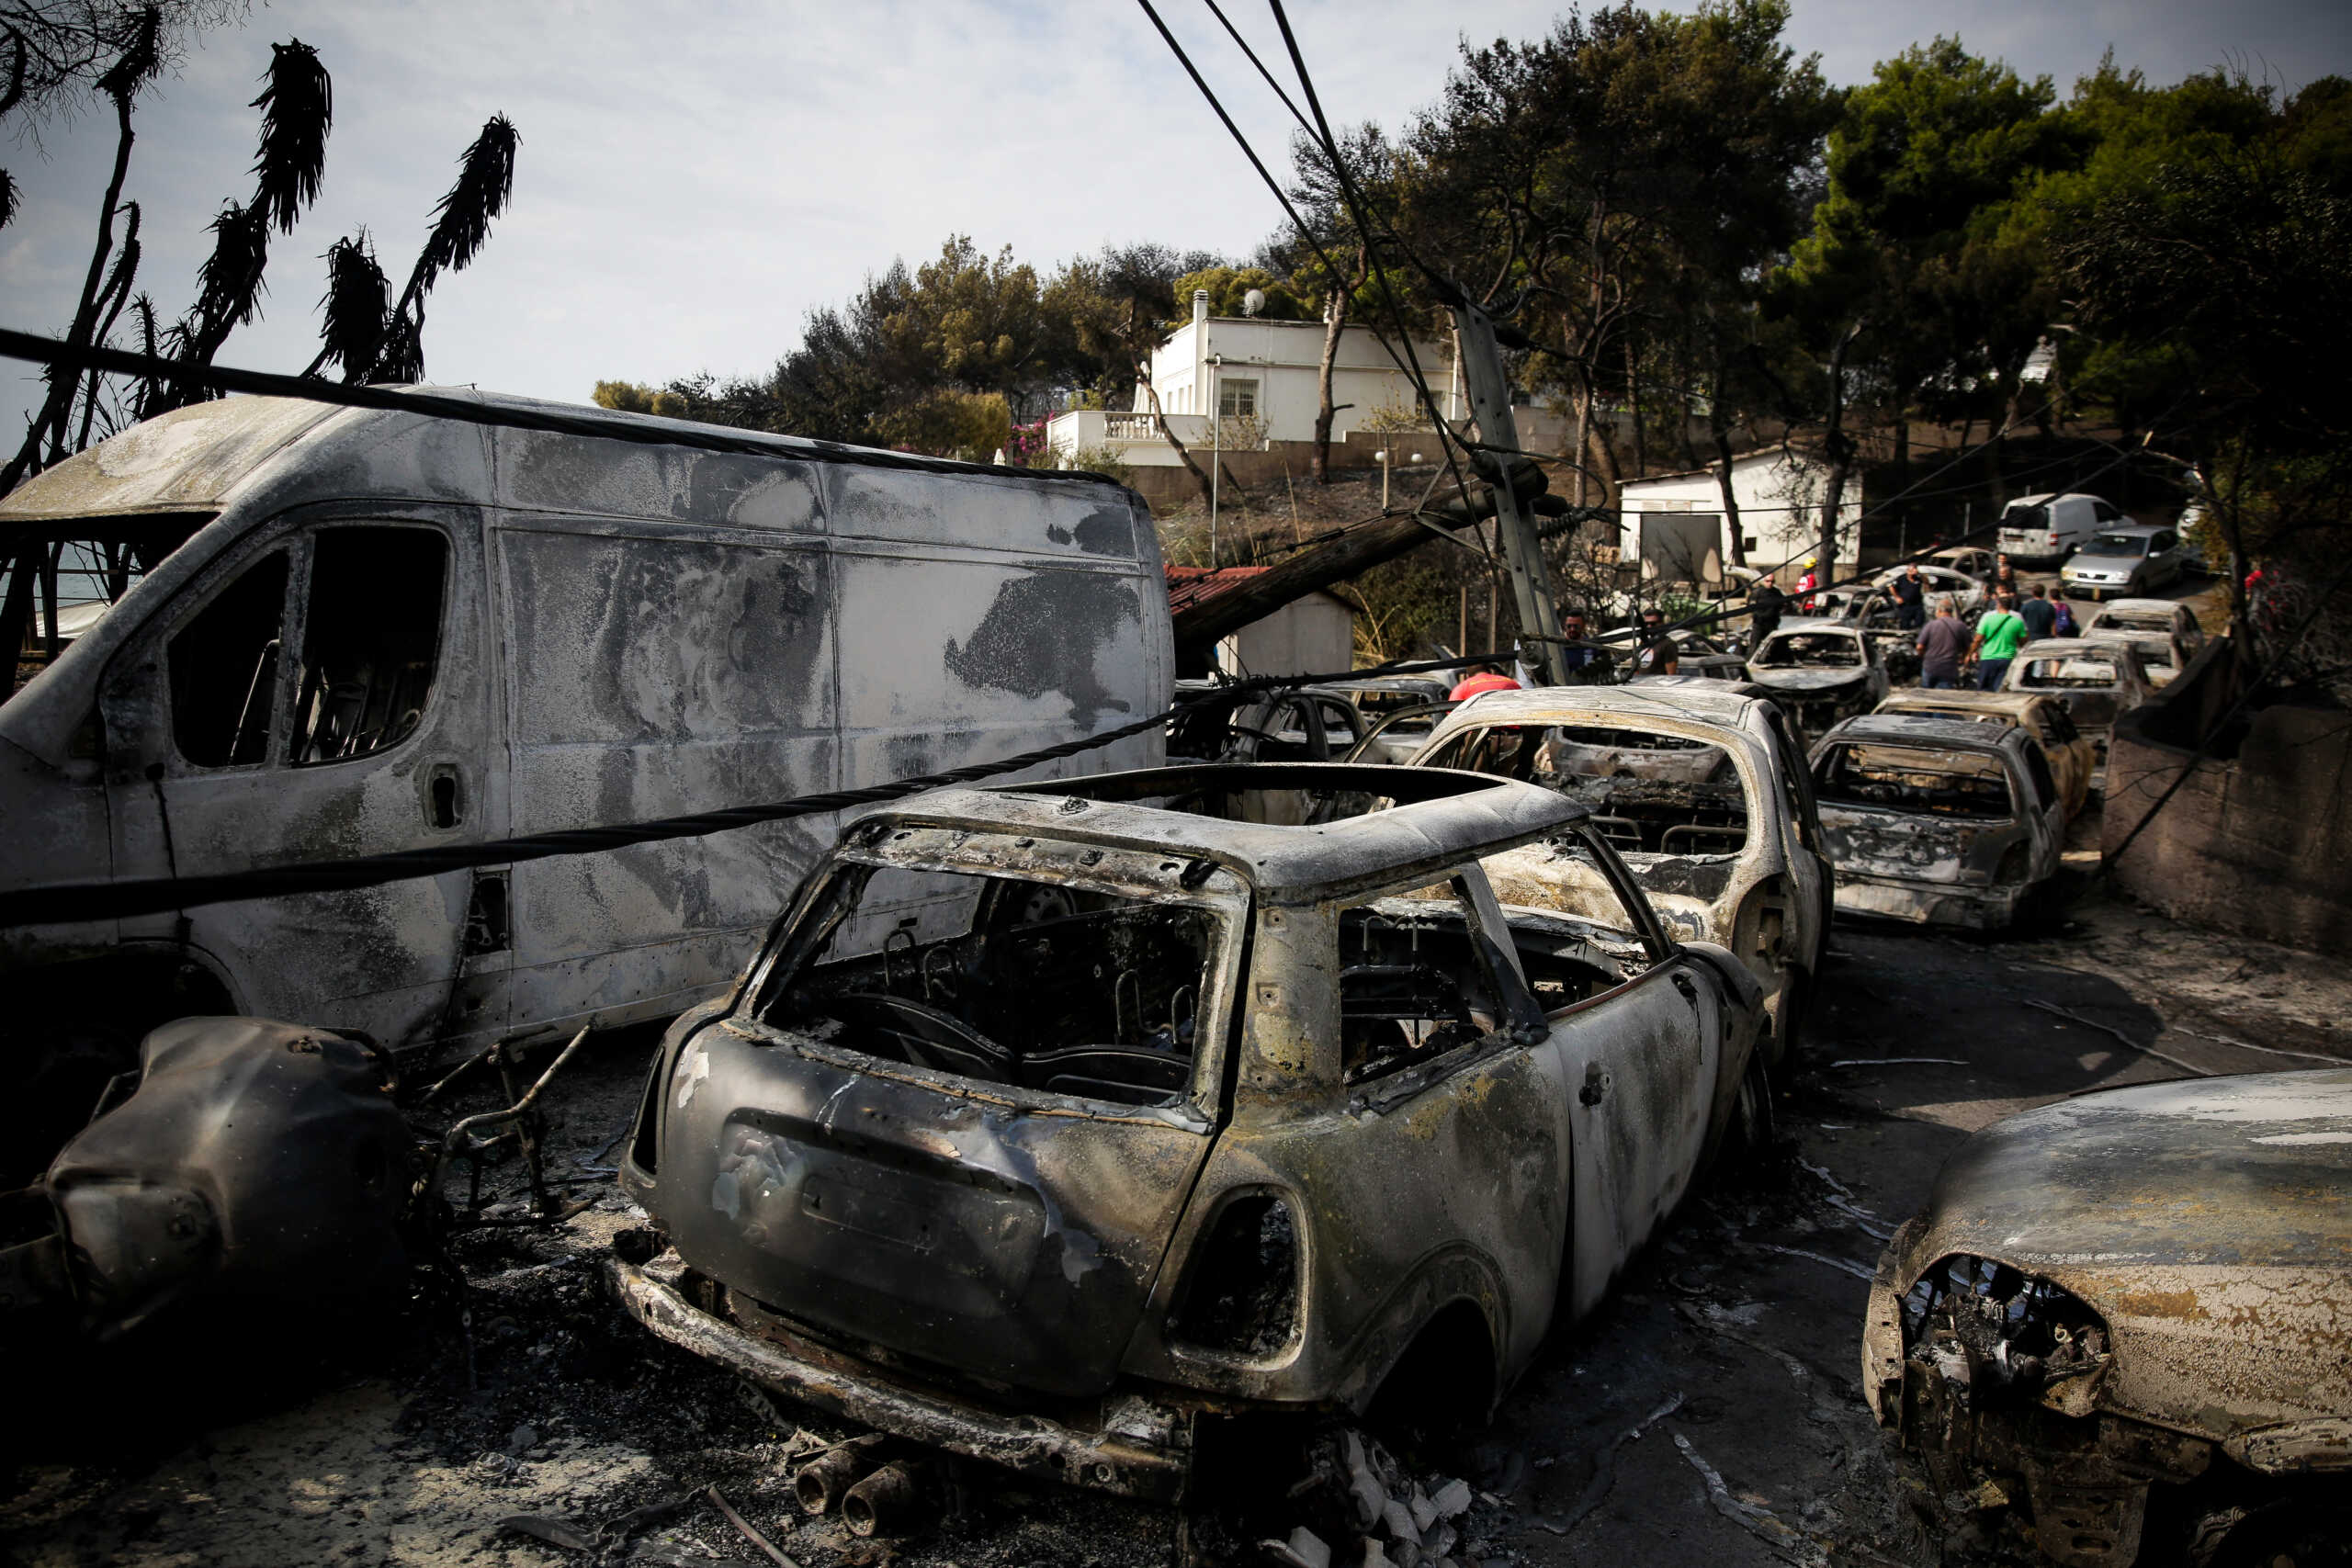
[[1618, 444, 1837, 491], [1164, 564, 1349, 616]]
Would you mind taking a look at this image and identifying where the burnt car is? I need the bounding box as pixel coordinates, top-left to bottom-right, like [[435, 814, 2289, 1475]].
[[1864, 1070, 2352, 1568], [2081, 598, 2205, 688], [2002, 638, 2156, 768], [610, 763, 1767, 1500], [1810, 714, 2065, 930], [1875, 689, 2097, 821], [1745, 621, 1891, 739], [1398, 686, 1832, 1063]]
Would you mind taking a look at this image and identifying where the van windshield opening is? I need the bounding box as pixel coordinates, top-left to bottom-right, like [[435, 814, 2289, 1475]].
[[1755, 633, 1862, 669], [755, 861, 1227, 1109], [4, 513, 210, 704], [1816, 742, 2014, 821]]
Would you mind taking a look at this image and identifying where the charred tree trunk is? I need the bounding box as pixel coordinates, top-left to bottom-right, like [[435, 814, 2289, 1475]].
[[1713, 417, 1746, 570], [1816, 320, 1866, 571], [1309, 252, 1363, 485], [5, 86, 138, 491]]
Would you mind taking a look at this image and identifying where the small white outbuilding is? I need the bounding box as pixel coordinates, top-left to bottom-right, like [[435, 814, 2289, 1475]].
[[1616, 449, 1861, 589]]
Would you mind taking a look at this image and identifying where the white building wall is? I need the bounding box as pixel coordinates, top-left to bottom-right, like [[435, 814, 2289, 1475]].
[[1618, 453, 1863, 585], [1218, 593, 1355, 678]]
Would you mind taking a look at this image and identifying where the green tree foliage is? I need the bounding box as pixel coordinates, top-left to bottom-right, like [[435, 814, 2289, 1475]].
[[618, 238, 1224, 456], [2050, 85, 2352, 650], [1779, 38, 2077, 467], [1407, 2, 1838, 496], [1164, 265, 1306, 324]]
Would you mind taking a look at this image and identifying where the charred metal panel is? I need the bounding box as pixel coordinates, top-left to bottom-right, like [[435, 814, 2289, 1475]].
[[653, 1018, 1217, 1399], [0, 398, 339, 520], [96, 503, 507, 1048], [497, 521, 838, 1032], [40, 1017, 411, 1331], [495, 430, 824, 534]]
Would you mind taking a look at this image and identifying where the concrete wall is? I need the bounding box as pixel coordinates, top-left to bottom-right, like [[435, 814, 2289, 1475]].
[[2103, 639, 2352, 952]]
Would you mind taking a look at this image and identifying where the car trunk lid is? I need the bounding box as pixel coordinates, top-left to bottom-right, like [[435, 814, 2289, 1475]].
[[652, 1020, 1217, 1400]]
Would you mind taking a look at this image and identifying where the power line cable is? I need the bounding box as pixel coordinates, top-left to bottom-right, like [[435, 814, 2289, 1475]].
[[0, 649, 1499, 929]]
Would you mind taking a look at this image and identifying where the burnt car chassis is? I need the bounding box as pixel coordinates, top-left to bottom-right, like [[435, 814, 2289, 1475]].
[[609, 763, 1768, 1502]]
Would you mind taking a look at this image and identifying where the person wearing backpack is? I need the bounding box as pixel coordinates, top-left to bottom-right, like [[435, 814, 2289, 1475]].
[[2052, 597, 2079, 637], [1971, 592, 2030, 690]]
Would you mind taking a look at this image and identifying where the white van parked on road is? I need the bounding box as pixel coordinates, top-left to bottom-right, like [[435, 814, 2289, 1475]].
[[1996, 491, 2131, 566], [0, 393, 1169, 1159]]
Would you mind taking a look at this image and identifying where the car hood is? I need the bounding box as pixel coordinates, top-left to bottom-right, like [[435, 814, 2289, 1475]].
[[1887, 1070, 2352, 1440], [1747, 668, 1871, 693]]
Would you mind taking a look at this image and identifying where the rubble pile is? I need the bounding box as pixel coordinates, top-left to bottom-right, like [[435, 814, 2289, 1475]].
[[1262, 1429, 1494, 1568]]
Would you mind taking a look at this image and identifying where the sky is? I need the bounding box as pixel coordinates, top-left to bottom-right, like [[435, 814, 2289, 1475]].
[[5, 0, 2348, 437]]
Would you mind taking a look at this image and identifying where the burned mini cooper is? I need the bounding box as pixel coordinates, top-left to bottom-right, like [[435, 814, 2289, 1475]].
[[611, 764, 1767, 1500], [1864, 1070, 2352, 1568]]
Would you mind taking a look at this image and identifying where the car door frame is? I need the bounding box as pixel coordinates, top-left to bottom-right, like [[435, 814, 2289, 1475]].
[[96, 500, 508, 1050]]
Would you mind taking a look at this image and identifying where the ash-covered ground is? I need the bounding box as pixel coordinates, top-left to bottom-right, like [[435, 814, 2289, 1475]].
[[6, 854, 2346, 1568]]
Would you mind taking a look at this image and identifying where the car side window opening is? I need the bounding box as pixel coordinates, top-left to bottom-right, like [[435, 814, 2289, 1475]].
[[1334, 869, 1630, 1087], [752, 859, 1226, 1110], [2018, 654, 2120, 691], [1815, 743, 2016, 822], [2093, 499, 2123, 523], [290, 527, 450, 765], [168, 549, 291, 768]]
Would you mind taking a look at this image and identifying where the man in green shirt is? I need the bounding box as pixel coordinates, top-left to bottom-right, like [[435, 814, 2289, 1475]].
[[1972, 592, 2028, 690]]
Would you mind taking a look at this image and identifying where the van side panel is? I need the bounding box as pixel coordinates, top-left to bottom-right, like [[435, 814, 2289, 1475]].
[[491, 435, 1168, 1039]]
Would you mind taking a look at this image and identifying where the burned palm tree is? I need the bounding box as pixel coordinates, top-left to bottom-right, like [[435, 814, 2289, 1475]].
[[310, 113, 516, 384], [139, 37, 331, 416]]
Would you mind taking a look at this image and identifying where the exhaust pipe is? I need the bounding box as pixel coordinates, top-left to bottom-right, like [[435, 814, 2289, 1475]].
[[792, 1434, 888, 1514], [842, 1462, 928, 1538]]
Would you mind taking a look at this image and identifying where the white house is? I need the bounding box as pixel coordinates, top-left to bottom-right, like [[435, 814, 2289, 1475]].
[[1615, 449, 1862, 590], [1046, 290, 1566, 470]]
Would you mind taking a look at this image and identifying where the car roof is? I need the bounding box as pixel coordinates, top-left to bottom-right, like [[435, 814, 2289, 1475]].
[[1879, 690, 2044, 719], [1419, 682, 1769, 731], [2007, 491, 2060, 507], [2093, 597, 2183, 616], [2082, 522, 2164, 537], [892, 763, 1586, 907], [1768, 618, 1861, 635], [2018, 637, 2126, 659], [1820, 712, 2025, 753]]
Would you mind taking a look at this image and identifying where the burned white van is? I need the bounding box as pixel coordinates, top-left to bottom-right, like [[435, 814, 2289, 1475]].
[[0, 394, 1168, 1161]]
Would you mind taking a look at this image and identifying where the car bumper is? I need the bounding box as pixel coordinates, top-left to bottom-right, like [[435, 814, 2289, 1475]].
[[1832, 874, 2022, 930], [607, 1247, 1200, 1502], [1863, 1224, 2217, 1568]]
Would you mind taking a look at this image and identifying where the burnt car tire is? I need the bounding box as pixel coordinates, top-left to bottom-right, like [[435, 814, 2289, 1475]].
[[2196, 1498, 2352, 1568]]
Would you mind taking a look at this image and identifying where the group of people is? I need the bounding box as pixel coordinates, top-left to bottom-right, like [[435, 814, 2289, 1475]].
[[1891, 562, 2077, 691], [1447, 547, 2087, 701]]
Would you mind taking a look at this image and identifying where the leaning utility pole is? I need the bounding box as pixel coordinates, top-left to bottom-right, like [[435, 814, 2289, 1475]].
[[1449, 298, 1570, 685]]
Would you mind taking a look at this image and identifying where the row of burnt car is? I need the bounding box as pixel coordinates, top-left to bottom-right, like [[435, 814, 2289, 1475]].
[[22, 670, 2336, 1566], [598, 684, 2345, 1568]]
